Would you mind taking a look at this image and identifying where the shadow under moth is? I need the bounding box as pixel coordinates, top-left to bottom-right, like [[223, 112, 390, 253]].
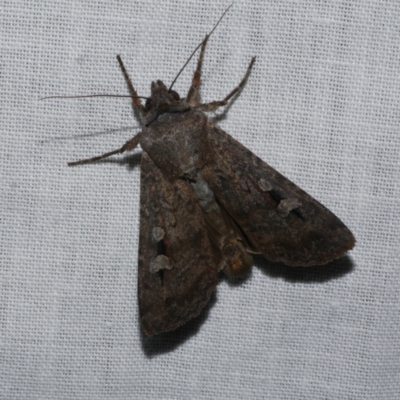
[[64, 7, 355, 336]]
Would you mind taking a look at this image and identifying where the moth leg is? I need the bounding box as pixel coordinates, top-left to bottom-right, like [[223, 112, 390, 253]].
[[68, 133, 141, 166], [198, 57, 256, 112], [186, 35, 210, 106], [116, 55, 146, 114]]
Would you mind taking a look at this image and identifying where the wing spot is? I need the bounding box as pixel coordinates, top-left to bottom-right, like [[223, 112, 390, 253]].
[[258, 178, 273, 192], [277, 198, 301, 218], [150, 255, 174, 273], [152, 227, 165, 242], [291, 208, 304, 220], [267, 189, 283, 206]]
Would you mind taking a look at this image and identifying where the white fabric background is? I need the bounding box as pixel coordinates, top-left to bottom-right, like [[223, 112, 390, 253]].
[[1, 0, 399, 399]]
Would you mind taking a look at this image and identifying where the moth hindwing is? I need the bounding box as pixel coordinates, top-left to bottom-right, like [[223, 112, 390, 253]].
[[68, 10, 355, 336]]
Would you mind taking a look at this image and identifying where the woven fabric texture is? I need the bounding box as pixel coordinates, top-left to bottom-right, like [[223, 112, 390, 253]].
[[1, 1, 399, 399]]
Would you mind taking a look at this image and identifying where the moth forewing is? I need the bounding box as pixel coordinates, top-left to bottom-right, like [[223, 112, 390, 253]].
[[138, 153, 220, 336], [203, 125, 355, 267]]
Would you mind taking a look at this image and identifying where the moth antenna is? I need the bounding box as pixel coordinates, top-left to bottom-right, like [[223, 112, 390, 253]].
[[40, 94, 149, 101], [168, 3, 233, 92]]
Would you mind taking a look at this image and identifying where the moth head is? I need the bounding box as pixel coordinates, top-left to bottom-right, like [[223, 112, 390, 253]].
[[143, 80, 188, 126]]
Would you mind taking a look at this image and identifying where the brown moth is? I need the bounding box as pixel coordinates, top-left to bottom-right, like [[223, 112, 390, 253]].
[[67, 7, 355, 336]]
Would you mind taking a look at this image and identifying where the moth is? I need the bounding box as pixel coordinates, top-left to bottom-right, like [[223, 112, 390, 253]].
[[66, 8, 355, 336]]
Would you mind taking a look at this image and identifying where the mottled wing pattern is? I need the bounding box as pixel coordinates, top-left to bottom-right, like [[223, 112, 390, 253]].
[[202, 125, 355, 267], [138, 152, 221, 336]]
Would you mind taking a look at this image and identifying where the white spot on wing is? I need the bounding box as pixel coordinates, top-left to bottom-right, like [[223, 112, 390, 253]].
[[152, 227, 165, 242], [149, 255, 174, 273]]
